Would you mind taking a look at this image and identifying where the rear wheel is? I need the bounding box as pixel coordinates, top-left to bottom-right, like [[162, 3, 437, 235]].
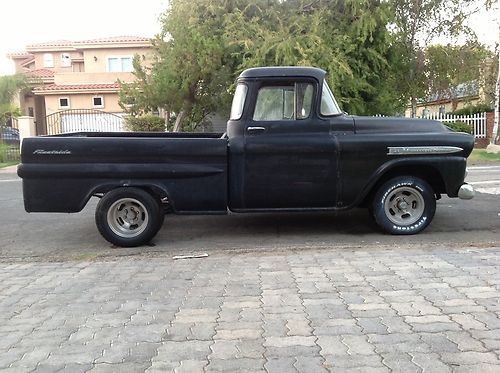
[[372, 176, 436, 235], [95, 188, 163, 247]]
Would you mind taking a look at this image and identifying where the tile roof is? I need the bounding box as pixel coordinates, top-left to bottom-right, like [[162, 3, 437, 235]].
[[75, 36, 151, 44], [33, 83, 120, 92], [6, 52, 34, 59], [26, 69, 55, 78], [26, 40, 73, 48], [26, 36, 150, 49], [20, 56, 35, 67]]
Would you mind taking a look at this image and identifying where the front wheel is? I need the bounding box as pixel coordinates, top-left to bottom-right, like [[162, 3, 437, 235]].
[[372, 176, 436, 235], [95, 188, 163, 247]]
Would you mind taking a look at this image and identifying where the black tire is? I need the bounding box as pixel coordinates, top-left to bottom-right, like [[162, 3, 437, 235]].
[[372, 176, 436, 235], [95, 187, 163, 247]]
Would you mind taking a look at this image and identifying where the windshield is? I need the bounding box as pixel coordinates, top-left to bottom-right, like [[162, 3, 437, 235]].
[[320, 81, 341, 116], [230, 83, 248, 120]]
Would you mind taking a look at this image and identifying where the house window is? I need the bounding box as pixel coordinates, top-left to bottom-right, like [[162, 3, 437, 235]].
[[58, 97, 70, 109], [43, 53, 54, 68], [61, 53, 71, 67], [92, 96, 104, 108], [107, 56, 133, 72]]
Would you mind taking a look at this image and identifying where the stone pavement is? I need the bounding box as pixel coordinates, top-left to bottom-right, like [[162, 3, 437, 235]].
[[1, 246, 500, 373]]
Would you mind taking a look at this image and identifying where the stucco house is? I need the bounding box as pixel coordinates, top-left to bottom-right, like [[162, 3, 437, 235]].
[[404, 57, 497, 118], [404, 81, 482, 118], [7, 36, 152, 135]]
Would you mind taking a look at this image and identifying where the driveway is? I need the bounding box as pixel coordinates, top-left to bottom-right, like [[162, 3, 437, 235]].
[[1, 247, 500, 372], [0, 165, 499, 261]]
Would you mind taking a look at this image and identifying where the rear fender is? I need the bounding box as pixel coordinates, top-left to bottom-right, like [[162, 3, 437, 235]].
[[92, 182, 172, 208]]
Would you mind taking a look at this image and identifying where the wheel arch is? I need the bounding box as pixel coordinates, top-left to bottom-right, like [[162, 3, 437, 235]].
[[91, 182, 174, 210], [359, 162, 445, 208]]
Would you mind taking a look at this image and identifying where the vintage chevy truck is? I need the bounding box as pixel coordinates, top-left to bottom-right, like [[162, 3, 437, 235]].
[[18, 67, 475, 247]]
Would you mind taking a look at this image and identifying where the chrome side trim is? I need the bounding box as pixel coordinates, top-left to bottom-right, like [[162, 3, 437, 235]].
[[387, 146, 463, 155]]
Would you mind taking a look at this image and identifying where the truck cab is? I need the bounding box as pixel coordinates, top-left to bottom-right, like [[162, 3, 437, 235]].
[[227, 67, 353, 211]]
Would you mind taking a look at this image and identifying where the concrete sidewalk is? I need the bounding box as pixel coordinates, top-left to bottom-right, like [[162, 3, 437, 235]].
[[0, 165, 17, 174], [1, 247, 500, 372]]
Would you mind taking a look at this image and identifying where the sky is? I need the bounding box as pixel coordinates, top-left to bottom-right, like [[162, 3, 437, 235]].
[[0, 0, 167, 75], [0, 0, 498, 75]]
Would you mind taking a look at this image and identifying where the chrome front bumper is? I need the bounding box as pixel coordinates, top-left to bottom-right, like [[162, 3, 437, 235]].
[[458, 184, 475, 200]]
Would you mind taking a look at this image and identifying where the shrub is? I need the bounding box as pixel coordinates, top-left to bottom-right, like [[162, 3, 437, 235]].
[[448, 103, 493, 116], [0, 142, 20, 163], [446, 121, 473, 134], [124, 115, 165, 132]]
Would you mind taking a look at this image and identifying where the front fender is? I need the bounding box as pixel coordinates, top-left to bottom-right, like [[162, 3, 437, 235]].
[[349, 156, 467, 208]]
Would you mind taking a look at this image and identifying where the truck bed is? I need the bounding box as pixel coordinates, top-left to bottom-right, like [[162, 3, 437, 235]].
[[18, 132, 228, 213]]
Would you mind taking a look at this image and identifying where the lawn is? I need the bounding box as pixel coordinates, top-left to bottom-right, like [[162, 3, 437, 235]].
[[0, 161, 18, 169], [469, 149, 500, 163]]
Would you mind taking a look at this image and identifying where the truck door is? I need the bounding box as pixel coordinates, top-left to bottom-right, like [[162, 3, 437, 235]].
[[242, 80, 338, 209]]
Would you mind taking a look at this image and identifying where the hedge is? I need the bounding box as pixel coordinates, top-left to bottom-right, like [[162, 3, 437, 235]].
[[446, 121, 473, 134], [124, 115, 165, 132]]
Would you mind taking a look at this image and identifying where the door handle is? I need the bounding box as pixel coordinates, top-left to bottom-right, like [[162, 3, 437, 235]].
[[247, 126, 266, 133]]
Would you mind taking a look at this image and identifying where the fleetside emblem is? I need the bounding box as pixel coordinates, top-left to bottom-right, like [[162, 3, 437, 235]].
[[33, 149, 72, 155], [387, 146, 463, 155]]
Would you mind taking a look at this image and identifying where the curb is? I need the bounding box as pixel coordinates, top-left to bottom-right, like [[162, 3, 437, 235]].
[[0, 165, 18, 174]]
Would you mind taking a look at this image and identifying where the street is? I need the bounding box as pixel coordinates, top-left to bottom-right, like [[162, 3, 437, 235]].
[[0, 165, 499, 261]]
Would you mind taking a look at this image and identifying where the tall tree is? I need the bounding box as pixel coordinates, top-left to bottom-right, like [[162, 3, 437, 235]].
[[424, 43, 490, 103], [121, 0, 494, 125], [0, 74, 28, 125], [225, 0, 401, 115], [317, 0, 401, 114], [121, 0, 249, 131], [390, 0, 487, 116]]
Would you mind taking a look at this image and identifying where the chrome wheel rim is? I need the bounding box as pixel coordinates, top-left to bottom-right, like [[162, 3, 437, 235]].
[[107, 198, 149, 238], [384, 186, 425, 226]]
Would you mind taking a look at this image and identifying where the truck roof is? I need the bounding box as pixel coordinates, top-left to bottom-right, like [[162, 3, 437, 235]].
[[239, 66, 326, 81]]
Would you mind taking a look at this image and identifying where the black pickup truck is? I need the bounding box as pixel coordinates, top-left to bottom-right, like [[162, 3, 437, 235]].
[[18, 67, 475, 247]]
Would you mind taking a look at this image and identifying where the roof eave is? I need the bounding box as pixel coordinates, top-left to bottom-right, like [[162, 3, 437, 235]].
[[25, 46, 76, 53], [33, 87, 119, 95], [75, 42, 151, 49]]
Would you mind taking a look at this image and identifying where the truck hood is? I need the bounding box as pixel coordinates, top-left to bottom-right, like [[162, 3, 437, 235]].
[[353, 116, 449, 134], [351, 115, 475, 158]]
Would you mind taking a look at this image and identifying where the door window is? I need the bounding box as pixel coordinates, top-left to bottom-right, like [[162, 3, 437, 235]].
[[253, 82, 313, 121]]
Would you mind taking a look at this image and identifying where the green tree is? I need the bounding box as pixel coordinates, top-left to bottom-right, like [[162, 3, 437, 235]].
[[0, 74, 28, 125], [316, 0, 401, 114], [118, 56, 161, 117], [121, 0, 403, 125], [120, 0, 248, 131], [122, 0, 494, 123], [225, 0, 401, 115], [389, 0, 494, 116], [424, 43, 491, 106]]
